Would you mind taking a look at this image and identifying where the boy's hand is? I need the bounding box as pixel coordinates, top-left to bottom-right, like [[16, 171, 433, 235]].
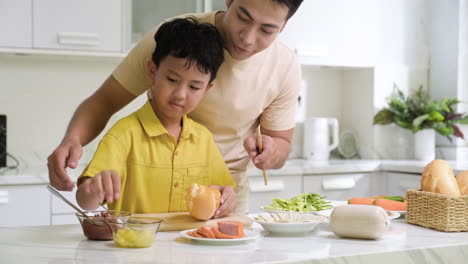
[[210, 185, 236, 218], [78, 170, 121, 206]]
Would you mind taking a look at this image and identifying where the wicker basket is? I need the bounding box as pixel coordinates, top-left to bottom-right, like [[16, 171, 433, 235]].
[[406, 189, 468, 232]]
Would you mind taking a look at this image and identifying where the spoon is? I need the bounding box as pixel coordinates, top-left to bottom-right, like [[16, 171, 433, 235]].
[[46, 184, 104, 226]]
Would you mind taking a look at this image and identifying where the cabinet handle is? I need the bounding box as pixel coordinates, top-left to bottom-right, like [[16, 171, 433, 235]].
[[322, 177, 356, 190], [250, 180, 284, 192], [58, 32, 100, 46], [0, 190, 8, 204]]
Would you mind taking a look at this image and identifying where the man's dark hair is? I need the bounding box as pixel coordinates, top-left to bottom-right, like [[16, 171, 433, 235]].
[[273, 0, 303, 20], [152, 17, 224, 83]]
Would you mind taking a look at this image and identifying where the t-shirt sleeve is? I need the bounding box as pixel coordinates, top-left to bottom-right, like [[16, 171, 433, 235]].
[[112, 26, 159, 97], [78, 134, 126, 184], [260, 53, 301, 131]]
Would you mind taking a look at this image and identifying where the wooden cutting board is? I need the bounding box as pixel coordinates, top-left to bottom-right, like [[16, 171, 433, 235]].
[[133, 212, 252, 231]]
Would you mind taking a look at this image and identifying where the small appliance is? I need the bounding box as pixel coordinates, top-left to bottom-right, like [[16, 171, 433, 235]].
[[303, 117, 339, 163]]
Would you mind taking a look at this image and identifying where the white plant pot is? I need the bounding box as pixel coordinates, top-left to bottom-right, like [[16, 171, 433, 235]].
[[414, 129, 435, 161]]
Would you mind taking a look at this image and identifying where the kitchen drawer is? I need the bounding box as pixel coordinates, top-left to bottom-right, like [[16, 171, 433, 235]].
[[248, 175, 302, 213], [52, 214, 79, 225], [51, 188, 78, 214], [33, 0, 123, 52], [386, 172, 421, 196], [303, 173, 372, 200], [0, 185, 50, 227]]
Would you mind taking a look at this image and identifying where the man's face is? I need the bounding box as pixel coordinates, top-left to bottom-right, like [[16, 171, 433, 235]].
[[148, 56, 212, 122], [220, 0, 289, 60]]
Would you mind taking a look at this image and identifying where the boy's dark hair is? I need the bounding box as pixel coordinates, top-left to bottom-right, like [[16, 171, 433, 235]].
[[272, 0, 303, 20], [152, 17, 224, 83]]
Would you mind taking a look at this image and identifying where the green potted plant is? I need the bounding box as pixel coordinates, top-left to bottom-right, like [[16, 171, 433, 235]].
[[373, 84, 468, 161], [373, 84, 468, 141]]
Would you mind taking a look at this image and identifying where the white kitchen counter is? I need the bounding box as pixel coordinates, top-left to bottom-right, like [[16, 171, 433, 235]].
[[247, 159, 468, 177], [2, 159, 467, 186], [1, 218, 467, 264]]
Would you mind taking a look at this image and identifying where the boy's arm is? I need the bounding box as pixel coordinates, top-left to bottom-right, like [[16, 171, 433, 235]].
[[75, 134, 126, 210], [208, 140, 237, 218]]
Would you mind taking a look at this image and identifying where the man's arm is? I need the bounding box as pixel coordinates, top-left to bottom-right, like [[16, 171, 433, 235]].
[[47, 75, 137, 191], [244, 127, 294, 170]]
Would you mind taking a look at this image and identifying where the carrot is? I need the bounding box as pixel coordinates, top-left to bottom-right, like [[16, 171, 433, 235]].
[[370, 195, 404, 202], [348, 197, 375, 205], [373, 198, 407, 211]]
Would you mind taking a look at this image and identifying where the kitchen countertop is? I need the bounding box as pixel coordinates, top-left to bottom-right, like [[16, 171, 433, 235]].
[[2, 159, 468, 186], [1, 217, 467, 263]]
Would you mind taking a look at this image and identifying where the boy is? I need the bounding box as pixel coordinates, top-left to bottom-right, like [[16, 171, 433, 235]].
[[76, 18, 236, 218]]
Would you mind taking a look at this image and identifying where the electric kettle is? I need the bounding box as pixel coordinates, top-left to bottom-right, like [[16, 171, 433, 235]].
[[303, 117, 339, 162]]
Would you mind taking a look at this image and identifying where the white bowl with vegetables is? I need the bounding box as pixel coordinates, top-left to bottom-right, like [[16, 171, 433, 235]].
[[261, 192, 333, 214], [252, 213, 327, 234]]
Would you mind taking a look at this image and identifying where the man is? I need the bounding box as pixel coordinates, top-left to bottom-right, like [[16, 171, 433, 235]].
[[48, 0, 303, 214]]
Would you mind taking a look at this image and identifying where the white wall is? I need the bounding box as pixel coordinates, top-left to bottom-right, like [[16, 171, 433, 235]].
[[0, 54, 146, 168]]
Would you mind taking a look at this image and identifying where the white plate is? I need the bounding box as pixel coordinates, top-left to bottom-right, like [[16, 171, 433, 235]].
[[252, 214, 327, 234], [389, 210, 406, 217], [180, 229, 260, 244], [386, 210, 401, 220]]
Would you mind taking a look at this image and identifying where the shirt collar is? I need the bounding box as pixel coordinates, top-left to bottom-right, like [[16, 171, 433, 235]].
[[138, 100, 200, 140]]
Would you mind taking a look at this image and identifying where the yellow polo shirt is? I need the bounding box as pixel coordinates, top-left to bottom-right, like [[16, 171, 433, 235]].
[[78, 100, 235, 214]]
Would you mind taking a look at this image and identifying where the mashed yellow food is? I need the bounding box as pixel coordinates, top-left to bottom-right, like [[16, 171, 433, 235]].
[[114, 227, 154, 248]]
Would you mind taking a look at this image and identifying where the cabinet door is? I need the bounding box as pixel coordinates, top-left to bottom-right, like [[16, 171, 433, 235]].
[[0, 185, 50, 227], [249, 175, 302, 213], [278, 0, 377, 66], [303, 173, 372, 200], [33, 0, 122, 52], [0, 0, 32, 48], [386, 172, 420, 197], [129, 0, 204, 49]]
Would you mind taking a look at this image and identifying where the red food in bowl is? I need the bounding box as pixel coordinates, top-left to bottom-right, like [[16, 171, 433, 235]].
[[77, 211, 130, 240]]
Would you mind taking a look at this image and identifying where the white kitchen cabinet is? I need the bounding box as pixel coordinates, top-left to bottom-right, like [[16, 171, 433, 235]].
[[385, 172, 421, 197], [33, 0, 123, 52], [0, 0, 32, 48], [303, 173, 372, 200], [51, 188, 79, 225], [248, 175, 302, 213], [279, 0, 377, 67], [0, 184, 50, 227]]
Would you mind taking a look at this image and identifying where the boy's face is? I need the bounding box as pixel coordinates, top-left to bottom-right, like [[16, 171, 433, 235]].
[[220, 0, 289, 60], [148, 56, 212, 122]]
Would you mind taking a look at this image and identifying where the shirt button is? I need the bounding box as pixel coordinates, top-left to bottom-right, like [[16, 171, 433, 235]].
[[174, 151, 179, 156], [174, 183, 179, 188]]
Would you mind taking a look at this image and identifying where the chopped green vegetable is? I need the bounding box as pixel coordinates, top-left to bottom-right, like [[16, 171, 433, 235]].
[[263, 192, 332, 212]]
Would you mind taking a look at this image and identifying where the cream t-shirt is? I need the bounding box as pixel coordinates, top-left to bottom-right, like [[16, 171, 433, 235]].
[[113, 12, 302, 213]]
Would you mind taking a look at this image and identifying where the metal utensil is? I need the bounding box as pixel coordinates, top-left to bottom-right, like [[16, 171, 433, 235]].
[[46, 184, 104, 226]]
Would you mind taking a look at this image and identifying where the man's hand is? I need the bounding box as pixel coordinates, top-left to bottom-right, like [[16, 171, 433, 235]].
[[211, 185, 236, 218], [76, 170, 121, 210], [243, 127, 294, 170], [47, 138, 83, 191]]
